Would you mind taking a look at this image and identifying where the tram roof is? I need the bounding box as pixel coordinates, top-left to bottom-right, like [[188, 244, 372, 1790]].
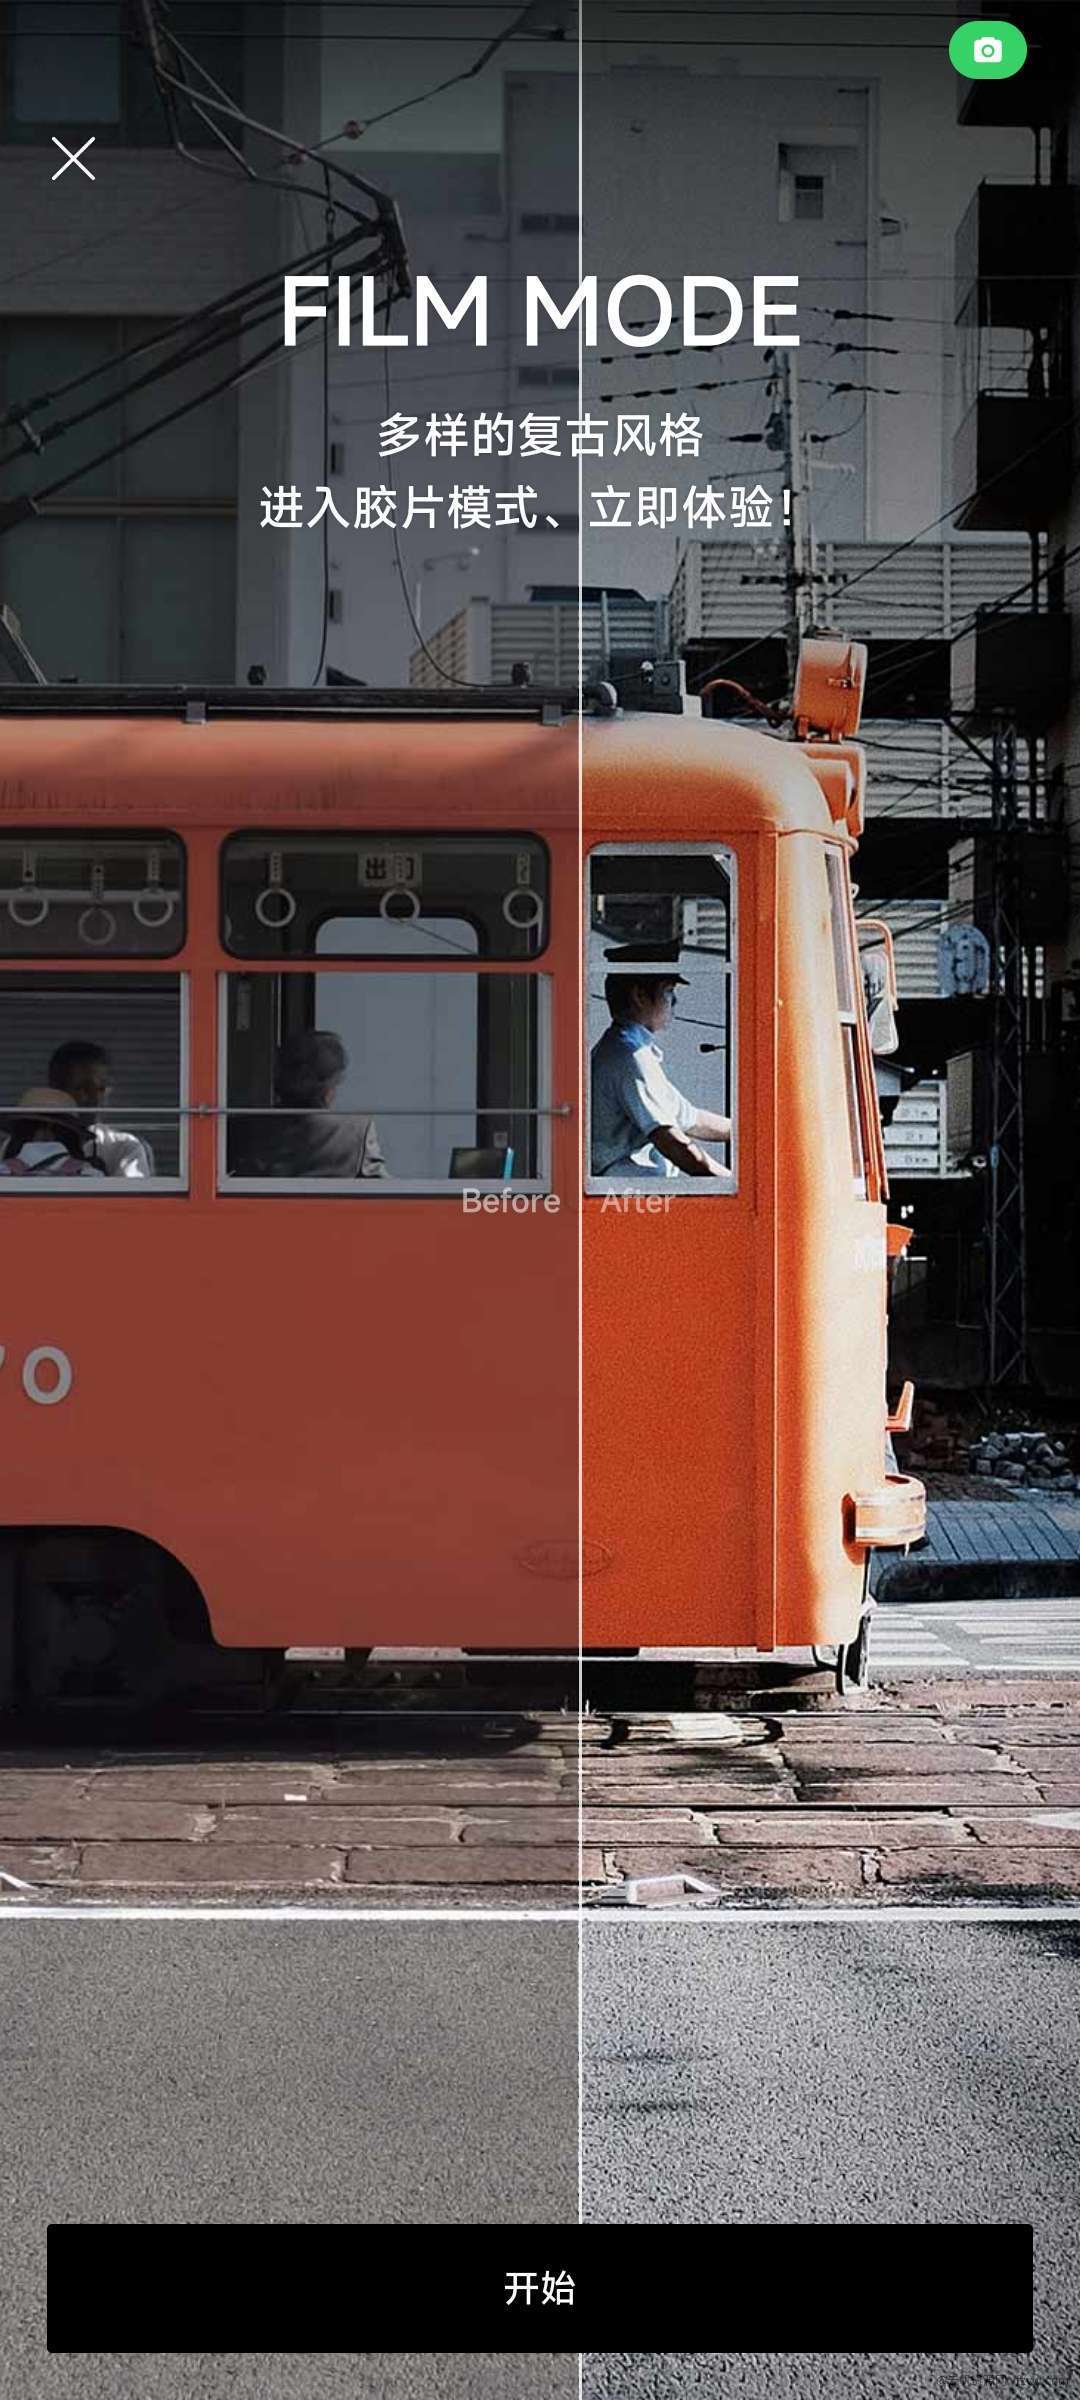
[[585, 711, 839, 839], [0, 685, 580, 832], [0, 686, 840, 841]]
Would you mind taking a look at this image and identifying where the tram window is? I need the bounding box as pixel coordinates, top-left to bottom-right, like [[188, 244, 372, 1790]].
[[0, 972, 187, 1188], [586, 845, 736, 1194], [0, 835, 184, 957], [219, 970, 550, 1194], [220, 834, 548, 960], [825, 848, 868, 1194]]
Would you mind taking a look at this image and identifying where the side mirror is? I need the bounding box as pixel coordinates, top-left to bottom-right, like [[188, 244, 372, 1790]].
[[857, 918, 899, 1057]]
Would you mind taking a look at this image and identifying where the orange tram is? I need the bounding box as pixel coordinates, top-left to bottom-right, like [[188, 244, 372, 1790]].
[[0, 641, 923, 1712]]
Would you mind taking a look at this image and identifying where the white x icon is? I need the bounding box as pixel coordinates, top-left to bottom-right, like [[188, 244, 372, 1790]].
[[51, 136, 96, 182]]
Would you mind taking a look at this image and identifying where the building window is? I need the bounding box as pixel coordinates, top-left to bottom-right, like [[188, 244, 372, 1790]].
[[586, 844, 737, 1195], [3, 3, 244, 144], [517, 367, 579, 390], [778, 143, 852, 227], [0, 318, 237, 681], [825, 846, 868, 1195], [794, 174, 825, 221], [10, 2, 121, 124], [220, 970, 551, 1195]]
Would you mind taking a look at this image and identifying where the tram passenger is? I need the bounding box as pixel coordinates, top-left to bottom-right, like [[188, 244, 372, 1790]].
[[0, 1088, 106, 1177], [49, 1041, 153, 1178], [591, 947, 731, 1179], [235, 1029, 388, 1179]]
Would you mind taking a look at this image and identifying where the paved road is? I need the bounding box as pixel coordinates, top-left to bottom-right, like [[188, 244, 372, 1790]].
[[873, 1596, 1080, 1677], [1, 1922, 579, 2400], [582, 1920, 1080, 2397]]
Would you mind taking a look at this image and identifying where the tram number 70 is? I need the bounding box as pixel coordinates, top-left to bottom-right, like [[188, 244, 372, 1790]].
[[0, 1346, 74, 1407]]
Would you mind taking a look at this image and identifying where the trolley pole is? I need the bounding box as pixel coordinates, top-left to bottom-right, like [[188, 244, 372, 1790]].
[[984, 714, 1029, 1388]]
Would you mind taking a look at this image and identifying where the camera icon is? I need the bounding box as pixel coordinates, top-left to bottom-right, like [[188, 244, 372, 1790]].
[[950, 21, 1026, 80]]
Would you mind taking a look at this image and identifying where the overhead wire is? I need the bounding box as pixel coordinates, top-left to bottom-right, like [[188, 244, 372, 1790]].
[[854, 537, 1080, 724], [310, 172, 336, 686], [0, 219, 380, 479], [379, 306, 482, 690], [139, 3, 412, 246], [319, 0, 574, 141], [0, 6, 408, 531], [0, 219, 354, 447], [706, 402, 1080, 687]]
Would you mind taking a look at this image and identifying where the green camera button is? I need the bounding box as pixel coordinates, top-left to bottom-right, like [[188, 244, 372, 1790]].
[[949, 20, 1029, 79]]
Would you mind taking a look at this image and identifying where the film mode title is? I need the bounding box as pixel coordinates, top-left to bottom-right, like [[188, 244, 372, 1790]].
[[283, 273, 800, 351]]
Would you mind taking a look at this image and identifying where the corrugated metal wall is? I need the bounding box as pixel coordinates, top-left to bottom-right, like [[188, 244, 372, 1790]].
[[859, 898, 946, 999], [671, 536, 1030, 647], [860, 719, 1004, 818], [411, 596, 667, 689]]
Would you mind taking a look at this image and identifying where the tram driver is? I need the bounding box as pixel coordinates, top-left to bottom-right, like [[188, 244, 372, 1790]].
[[49, 1041, 154, 1178], [591, 946, 731, 1180], [234, 1029, 388, 1179]]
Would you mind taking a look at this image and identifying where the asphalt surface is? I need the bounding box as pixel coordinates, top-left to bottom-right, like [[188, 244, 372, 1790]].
[[1, 1922, 579, 2400], [581, 1920, 1080, 2398], [37, 2362, 574, 2400]]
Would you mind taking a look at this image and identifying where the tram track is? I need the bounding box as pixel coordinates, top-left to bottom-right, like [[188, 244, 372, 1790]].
[[1, 1666, 1079, 1907]]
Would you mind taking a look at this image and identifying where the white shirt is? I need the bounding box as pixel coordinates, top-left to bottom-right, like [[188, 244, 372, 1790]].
[[88, 1123, 154, 1178], [590, 1021, 696, 1177]]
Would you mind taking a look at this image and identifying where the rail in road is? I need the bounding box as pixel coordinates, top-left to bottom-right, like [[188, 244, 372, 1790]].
[[2, 1672, 1080, 1906]]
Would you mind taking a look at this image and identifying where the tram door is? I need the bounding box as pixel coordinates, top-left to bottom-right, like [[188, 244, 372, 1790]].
[[583, 832, 772, 1652], [215, 824, 577, 1649]]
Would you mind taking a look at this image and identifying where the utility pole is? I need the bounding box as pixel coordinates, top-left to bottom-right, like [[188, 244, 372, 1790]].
[[984, 714, 1028, 1387], [766, 347, 818, 687]]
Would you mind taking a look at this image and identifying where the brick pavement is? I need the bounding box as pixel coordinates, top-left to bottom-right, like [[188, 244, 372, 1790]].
[[582, 1677, 1080, 1902], [0, 1723, 585, 1906], [0, 1682, 1079, 1904]]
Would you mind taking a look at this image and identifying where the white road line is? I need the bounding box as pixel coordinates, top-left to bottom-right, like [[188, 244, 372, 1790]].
[[965, 1660, 1080, 1672], [876, 1661, 967, 1671], [0, 1905, 575, 1924], [868, 1632, 955, 1651], [875, 1626, 957, 1637], [900, 1610, 1080, 1625], [949, 1620, 1080, 1634], [875, 1634, 960, 1645], [874, 1645, 960, 1657], [982, 1630, 1080, 1642], [948, 1606, 1080, 1617], [3, 1904, 1080, 1925], [875, 1654, 966, 1665]]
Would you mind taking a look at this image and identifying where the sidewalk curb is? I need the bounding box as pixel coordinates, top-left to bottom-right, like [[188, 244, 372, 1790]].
[[872, 1498, 1080, 1604], [875, 1558, 1080, 1603]]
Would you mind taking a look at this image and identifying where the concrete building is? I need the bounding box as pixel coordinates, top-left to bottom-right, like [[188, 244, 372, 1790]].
[[945, 2, 1080, 1391], [0, 6, 331, 686], [324, 76, 579, 686], [332, 46, 889, 679], [408, 587, 668, 690]]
